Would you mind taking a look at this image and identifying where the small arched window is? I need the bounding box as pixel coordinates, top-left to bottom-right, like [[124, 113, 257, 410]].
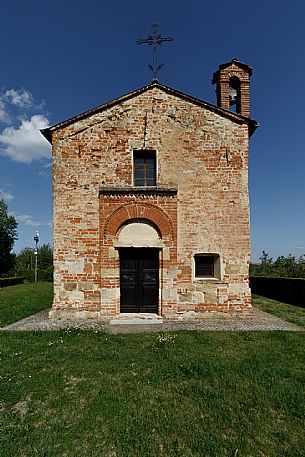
[[229, 76, 241, 113]]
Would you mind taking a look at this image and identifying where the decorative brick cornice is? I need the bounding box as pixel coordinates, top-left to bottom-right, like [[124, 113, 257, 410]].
[[99, 186, 178, 198]]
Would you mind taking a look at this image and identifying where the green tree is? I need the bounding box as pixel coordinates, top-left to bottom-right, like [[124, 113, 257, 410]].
[[15, 243, 53, 282], [273, 254, 298, 278], [260, 250, 273, 265], [0, 199, 18, 277], [250, 251, 305, 279], [297, 255, 305, 278], [259, 250, 274, 276], [15, 247, 35, 272], [37, 243, 53, 270]]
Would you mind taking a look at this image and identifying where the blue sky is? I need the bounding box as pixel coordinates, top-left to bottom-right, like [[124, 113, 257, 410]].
[[0, 0, 304, 261]]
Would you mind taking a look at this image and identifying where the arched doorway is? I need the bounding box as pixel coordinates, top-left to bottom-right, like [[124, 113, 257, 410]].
[[117, 221, 161, 313]]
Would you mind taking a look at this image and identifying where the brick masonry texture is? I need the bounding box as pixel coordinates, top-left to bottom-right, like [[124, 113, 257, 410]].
[[49, 66, 254, 319], [212, 59, 252, 117]]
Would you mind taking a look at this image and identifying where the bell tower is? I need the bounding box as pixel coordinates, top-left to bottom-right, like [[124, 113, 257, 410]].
[[212, 58, 253, 117]]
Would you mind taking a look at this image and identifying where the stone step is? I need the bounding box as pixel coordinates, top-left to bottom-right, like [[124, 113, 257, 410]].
[[109, 313, 163, 325]]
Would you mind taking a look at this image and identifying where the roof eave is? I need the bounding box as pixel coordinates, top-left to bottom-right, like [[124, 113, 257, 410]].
[[249, 120, 259, 137], [40, 127, 52, 144]]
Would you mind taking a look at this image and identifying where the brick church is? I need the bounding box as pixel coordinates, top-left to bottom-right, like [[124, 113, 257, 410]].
[[42, 58, 258, 319]]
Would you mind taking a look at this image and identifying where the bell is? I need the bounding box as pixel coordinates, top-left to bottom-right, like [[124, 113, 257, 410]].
[[229, 86, 237, 106]]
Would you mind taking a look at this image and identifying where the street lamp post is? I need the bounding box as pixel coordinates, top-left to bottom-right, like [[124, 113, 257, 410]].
[[33, 231, 39, 283]]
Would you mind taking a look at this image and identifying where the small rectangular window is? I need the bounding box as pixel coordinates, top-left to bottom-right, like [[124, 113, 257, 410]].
[[194, 254, 220, 279], [134, 150, 156, 186]]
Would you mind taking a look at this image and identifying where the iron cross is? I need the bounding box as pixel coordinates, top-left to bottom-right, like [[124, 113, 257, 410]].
[[136, 22, 174, 80]]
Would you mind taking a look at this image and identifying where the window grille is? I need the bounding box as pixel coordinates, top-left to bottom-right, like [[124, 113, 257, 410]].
[[194, 254, 220, 279]]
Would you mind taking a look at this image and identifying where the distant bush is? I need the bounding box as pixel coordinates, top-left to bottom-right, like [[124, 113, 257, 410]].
[[250, 251, 305, 279], [0, 277, 25, 288], [250, 276, 305, 308], [15, 267, 53, 283]]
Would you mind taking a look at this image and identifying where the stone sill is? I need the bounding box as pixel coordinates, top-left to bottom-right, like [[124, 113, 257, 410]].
[[99, 185, 178, 197], [193, 277, 222, 282]]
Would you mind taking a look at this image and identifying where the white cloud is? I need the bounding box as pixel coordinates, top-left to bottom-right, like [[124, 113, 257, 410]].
[[38, 169, 51, 179], [0, 188, 14, 202], [15, 214, 52, 227], [42, 161, 52, 168], [5, 89, 34, 108], [0, 100, 10, 123], [38, 160, 52, 178], [15, 215, 41, 226], [0, 115, 51, 163]]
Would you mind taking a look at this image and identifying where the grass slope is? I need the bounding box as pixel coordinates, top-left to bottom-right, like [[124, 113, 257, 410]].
[[1, 330, 305, 457], [253, 294, 305, 329], [0, 282, 52, 327]]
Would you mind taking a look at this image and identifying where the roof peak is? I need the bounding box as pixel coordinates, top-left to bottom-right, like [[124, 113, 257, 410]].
[[217, 58, 253, 75], [41, 80, 258, 143]]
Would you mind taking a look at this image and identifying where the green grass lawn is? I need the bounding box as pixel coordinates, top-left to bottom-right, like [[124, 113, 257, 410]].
[[253, 294, 305, 329], [1, 284, 305, 455], [0, 282, 53, 327], [0, 330, 304, 457]]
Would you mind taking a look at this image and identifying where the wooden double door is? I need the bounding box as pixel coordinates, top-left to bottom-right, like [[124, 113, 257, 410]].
[[120, 248, 159, 313]]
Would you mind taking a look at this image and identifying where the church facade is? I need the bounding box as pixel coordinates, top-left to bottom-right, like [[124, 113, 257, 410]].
[[42, 59, 258, 319]]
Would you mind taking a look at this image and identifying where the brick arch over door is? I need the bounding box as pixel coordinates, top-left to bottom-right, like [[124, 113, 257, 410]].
[[104, 203, 173, 239]]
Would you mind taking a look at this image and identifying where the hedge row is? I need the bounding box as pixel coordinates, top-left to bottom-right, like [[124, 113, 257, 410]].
[[250, 276, 305, 308], [0, 277, 25, 288], [17, 268, 53, 283]]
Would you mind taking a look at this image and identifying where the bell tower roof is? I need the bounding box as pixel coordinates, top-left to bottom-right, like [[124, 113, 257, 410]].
[[212, 58, 253, 84]]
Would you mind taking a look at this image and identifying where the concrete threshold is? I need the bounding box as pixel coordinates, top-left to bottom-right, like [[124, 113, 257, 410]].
[[109, 313, 163, 325]]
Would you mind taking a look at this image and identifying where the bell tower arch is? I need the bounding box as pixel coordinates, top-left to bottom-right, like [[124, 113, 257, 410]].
[[212, 58, 252, 117]]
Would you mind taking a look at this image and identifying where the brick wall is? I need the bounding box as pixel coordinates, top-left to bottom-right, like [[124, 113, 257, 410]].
[[51, 85, 252, 318]]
